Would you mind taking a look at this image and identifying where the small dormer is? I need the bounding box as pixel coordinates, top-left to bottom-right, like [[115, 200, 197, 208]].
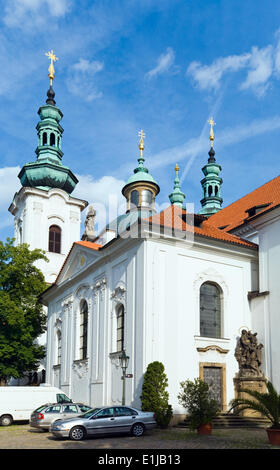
[[245, 203, 271, 218]]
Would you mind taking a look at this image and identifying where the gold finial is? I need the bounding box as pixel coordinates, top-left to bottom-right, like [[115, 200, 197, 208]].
[[45, 50, 59, 86], [175, 163, 179, 176], [208, 117, 216, 148], [138, 129, 146, 157]]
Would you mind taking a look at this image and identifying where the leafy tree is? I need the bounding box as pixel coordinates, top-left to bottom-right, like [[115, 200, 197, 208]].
[[0, 238, 48, 385], [141, 361, 173, 428], [178, 378, 220, 430]]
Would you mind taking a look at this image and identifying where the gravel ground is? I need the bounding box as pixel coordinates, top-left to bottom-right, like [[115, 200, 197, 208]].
[[0, 424, 279, 450]]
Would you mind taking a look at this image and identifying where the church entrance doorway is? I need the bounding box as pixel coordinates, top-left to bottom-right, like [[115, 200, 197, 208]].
[[199, 362, 227, 412]]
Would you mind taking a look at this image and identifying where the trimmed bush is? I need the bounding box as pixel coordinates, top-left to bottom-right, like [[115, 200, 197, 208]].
[[141, 361, 173, 428]]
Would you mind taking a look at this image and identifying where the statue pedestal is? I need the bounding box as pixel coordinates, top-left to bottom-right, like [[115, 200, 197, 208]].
[[233, 375, 267, 417]]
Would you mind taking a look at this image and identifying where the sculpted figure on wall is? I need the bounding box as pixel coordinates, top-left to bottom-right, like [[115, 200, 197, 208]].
[[82, 205, 96, 241], [235, 329, 264, 377]]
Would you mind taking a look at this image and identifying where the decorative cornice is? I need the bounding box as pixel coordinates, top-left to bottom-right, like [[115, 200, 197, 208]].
[[196, 345, 229, 354]]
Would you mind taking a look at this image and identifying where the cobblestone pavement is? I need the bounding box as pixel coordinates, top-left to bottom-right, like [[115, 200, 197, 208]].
[[0, 424, 278, 449]]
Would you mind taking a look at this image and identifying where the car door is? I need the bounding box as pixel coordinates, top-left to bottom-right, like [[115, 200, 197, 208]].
[[113, 407, 137, 433], [86, 407, 116, 435], [61, 404, 80, 420], [43, 404, 61, 427]]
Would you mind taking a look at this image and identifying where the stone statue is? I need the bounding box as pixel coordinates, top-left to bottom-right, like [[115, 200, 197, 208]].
[[235, 329, 263, 377], [82, 205, 96, 241]]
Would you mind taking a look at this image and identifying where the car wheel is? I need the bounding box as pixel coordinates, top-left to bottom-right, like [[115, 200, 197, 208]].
[[131, 423, 145, 437], [69, 426, 86, 441], [0, 415, 13, 426]]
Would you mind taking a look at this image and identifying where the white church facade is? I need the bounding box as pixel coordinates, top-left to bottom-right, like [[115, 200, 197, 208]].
[[8, 63, 280, 419]]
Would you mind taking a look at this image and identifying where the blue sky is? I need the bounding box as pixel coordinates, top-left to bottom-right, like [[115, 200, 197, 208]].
[[1, 0, 280, 239]]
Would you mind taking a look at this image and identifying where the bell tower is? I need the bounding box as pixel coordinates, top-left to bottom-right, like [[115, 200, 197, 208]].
[[200, 118, 223, 217], [9, 51, 88, 284]]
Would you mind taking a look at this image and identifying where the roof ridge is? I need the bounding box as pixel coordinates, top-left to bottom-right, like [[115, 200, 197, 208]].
[[210, 174, 280, 217]]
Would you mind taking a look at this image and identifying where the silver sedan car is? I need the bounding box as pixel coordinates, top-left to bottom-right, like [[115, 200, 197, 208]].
[[30, 402, 92, 431], [50, 406, 156, 440]]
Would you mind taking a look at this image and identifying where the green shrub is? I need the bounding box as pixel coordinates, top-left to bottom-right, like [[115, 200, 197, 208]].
[[178, 378, 220, 430], [141, 361, 173, 428]]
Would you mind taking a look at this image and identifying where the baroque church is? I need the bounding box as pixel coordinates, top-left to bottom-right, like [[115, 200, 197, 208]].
[[8, 55, 280, 421]]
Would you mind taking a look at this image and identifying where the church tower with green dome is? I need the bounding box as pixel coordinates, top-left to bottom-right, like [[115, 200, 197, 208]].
[[199, 118, 223, 217], [9, 51, 88, 284], [169, 164, 186, 208], [122, 130, 160, 216]]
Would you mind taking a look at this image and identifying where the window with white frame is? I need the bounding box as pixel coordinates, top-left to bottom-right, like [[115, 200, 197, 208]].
[[200, 282, 222, 338], [116, 304, 125, 352], [80, 300, 88, 360], [56, 330, 62, 365]]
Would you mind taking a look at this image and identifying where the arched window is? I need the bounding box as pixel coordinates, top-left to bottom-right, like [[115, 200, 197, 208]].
[[50, 133, 56, 146], [57, 330, 62, 365], [116, 304, 125, 352], [200, 282, 222, 338], [43, 132, 47, 146], [130, 190, 139, 208], [208, 185, 213, 197], [80, 300, 88, 360], [48, 225, 61, 253], [141, 189, 153, 207], [215, 185, 219, 196]]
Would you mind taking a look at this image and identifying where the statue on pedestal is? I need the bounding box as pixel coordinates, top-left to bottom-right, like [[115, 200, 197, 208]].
[[82, 205, 96, 241], [235, 329, 264, 377]]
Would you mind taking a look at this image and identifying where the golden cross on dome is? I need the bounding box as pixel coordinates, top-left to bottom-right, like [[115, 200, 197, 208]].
[[138, 129, 146, 157], [45, 50, 59, 86], [208, 117, 216, 147], [175, 163, 179, 176]]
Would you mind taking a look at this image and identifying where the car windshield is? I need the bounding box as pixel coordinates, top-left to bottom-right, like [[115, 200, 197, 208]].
[[34, 405, 48, 412], [80, 408, 101, 418]]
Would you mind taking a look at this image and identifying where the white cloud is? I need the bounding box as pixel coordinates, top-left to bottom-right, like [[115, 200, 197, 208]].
[[3, 0, 71, 29], [187, 38, 279, 96], [0, 166, 21, 211], [187, 53, 251, 91], [240, 46, 273, 96], [0, 166, 21, 234], [149, 115, 280, 175], [73, 174, 126, 233], [146, 47, 176, 79], [67, 58, 104, 102]]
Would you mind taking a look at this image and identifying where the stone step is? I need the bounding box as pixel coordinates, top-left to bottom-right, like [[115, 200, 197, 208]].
[[178, 413, 270, 429]]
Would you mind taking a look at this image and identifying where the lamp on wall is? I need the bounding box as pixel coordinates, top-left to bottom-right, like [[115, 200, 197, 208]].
[[120, 350, 130, 405]]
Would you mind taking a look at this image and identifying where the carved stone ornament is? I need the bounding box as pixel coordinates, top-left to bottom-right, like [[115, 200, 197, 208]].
[[61, 295, 74, 309], [235, 329, 264, 377], [111, 283, 126, 304], [76, 285, 90, 301], [54, 317, 62, 328], [193, 268, 229, 296], [92, 278, 107, 301], [72, 359, 89, 379]]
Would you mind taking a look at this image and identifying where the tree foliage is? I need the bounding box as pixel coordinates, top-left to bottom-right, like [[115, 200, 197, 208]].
[[0, 238, 48, 385], [141, 361, 173, 428], [178, 378, 220, 430], [228, 381, 280, 429]]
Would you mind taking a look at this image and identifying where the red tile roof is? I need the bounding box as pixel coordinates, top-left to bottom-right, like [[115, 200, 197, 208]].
[[74, 240, 102, 250], [146, 205, 258, 250], [208, 175, 280, 232]]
